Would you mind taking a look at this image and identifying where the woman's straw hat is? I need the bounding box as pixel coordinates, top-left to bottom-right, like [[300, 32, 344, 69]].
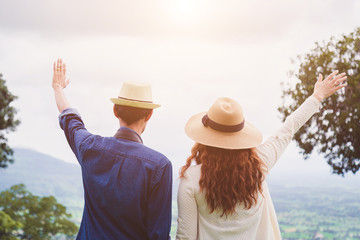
[[185, 97, 262, 149], [110, 82, 160, 109]]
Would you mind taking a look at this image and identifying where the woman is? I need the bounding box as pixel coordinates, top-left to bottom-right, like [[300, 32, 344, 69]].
[[176, 71, 347, 240]]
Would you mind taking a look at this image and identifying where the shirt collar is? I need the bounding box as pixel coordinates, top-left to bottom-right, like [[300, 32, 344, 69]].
[[114, 127, 143, 144]]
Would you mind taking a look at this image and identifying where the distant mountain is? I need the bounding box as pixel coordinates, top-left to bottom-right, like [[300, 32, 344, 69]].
[[0, 148, 84, 222]]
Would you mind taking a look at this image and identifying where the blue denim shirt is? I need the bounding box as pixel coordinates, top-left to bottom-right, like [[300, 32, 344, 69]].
[[59, 108, 172, 240]]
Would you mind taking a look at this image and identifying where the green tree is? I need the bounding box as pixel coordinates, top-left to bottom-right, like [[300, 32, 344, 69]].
[[279, 27, 360, 175], [0, 211, 22, 240], [0, 73, 20, 168], [0, 184, 78, 239]]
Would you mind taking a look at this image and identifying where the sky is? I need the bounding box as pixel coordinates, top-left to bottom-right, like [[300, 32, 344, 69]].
[[1, 0, 360, 181]]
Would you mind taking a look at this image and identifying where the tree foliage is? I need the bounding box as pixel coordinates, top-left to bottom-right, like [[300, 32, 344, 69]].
[[279, 27, 360, 175], [0, 73, 20, 168], [0, 211, 22, 240], [0, 184, 78, 239]]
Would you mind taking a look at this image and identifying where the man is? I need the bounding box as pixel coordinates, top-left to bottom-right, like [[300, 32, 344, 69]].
[[52, 58, 172, 239]]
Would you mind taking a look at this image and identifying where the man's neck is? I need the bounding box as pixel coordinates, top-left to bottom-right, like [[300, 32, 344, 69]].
[[119, 120, 145, 136]]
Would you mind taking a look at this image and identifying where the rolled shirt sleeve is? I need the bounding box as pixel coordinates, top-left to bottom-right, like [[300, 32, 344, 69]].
[[59, 108, 92, 163]]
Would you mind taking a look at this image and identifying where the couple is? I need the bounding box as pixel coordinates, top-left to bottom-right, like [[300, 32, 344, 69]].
[[52, 59, 347, 240]]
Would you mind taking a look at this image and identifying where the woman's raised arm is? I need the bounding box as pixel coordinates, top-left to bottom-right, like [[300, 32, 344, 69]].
[[256, 71, 347, 171]]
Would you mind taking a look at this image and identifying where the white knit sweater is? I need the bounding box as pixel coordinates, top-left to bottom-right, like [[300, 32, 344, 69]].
[[176, 96, 321, 240]]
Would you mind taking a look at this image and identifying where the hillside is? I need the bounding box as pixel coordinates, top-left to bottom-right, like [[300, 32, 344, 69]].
[[0, 148, 84, 222]]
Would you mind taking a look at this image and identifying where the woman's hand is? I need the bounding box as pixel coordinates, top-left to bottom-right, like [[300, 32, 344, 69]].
[[312, 70, 347, 101], [52, 58, 70, 89]]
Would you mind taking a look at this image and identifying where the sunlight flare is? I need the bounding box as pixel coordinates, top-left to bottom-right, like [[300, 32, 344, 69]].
[[170, 0, 206, 23]]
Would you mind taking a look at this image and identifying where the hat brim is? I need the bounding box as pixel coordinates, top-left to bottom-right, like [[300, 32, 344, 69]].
[[110, 98, 160, 109], [185, 112, 263, 149]]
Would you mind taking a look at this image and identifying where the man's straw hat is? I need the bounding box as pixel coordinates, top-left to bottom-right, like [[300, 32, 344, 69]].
[[110, 82, 160, 109], [185, 97, 262, 149]]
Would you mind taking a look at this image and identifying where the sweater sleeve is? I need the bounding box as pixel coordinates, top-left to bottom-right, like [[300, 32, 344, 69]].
[[256, 95, 321, 172], [176, 171, 198, 240]]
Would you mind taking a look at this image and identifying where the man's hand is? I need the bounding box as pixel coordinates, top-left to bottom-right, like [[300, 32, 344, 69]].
[[53, 58, 71, 113], [53, 58, 70, 89]]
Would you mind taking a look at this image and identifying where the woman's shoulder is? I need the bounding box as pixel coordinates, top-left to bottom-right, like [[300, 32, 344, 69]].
[[183, 164, 202, 179], [187, 164, 201, 173], [180, 164, 202, 193]]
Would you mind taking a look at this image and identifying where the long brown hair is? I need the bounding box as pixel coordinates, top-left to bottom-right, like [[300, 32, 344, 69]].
[[180, 143, 265, 217]]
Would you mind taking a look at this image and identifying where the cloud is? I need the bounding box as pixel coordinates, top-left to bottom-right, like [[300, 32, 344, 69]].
[[2, 32, 288, 165], [3, 0, 356, 42]]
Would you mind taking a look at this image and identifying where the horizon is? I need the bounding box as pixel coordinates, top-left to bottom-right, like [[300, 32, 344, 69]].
[[7, 146, 360, 185]]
